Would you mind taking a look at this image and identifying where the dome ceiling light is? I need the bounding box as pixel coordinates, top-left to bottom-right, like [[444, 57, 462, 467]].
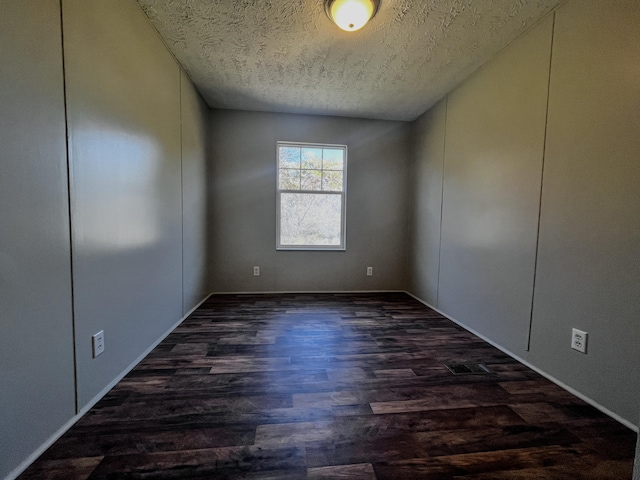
[[324, 0, 380, 32]]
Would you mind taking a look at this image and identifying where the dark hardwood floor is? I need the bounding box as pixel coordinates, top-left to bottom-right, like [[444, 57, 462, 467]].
[[19, 293, 637, 479]]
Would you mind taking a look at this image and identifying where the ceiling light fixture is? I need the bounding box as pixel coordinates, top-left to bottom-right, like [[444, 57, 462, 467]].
[[325, 0, 380, 32]]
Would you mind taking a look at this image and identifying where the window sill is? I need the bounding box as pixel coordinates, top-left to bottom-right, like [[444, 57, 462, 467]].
[[276, 247, 346, 252]]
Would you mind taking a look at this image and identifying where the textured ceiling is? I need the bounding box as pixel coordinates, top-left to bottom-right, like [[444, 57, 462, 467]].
[[137, 0, 561, 121]]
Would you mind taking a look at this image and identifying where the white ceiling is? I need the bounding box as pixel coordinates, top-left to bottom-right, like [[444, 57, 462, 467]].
[[137, 0, 561, 121]]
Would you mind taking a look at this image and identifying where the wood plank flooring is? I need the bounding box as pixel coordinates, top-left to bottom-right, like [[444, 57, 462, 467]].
[[19, 293, 637, 479]]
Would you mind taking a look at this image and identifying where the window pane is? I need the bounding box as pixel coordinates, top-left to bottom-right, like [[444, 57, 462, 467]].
[[323, 149, 344, 170], [279, 146, 300, 168], [280, 193, 342, 246], [279, 168, 300, 190], [322, 170, 343, 191], [301, 169, 322, 191], [301, 148, 323, 169], [277, 142, 346, 249]]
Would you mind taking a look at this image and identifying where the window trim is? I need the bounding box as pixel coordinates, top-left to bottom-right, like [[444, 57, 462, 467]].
[[276, 141, 347, 251]]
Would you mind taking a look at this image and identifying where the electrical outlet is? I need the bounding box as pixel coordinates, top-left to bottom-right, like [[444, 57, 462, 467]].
[[253, 266, 260, 276], [571, 328, 587, 354], [366, 267, 373, 276], [92, 330, 105, 358]]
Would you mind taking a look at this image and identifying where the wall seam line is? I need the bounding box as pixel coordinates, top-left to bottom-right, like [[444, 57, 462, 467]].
[[59, 0, 79, 414], [435, 96, 448, 309], [527, 11, 556, 352], [180, 72, 185, 316], [404, 119, 418, 291]]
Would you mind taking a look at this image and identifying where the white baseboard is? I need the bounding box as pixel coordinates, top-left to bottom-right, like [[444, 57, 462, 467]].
[[5, 293, 212, 480], [405, 291, 638, 433]]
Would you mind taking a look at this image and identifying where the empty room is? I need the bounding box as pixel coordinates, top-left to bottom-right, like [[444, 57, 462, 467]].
[[1, 0, 639, 479]]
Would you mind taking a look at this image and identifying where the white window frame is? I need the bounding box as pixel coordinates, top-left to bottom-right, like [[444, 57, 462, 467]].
[[276, 141, 347, 251]]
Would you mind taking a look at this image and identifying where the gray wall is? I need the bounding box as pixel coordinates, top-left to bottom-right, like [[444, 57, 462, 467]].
[[0, 1, 210, 478], [410, 0, 640, 426], [182, 71, 211, 314], [527, 0, 640, 429], [209, 110, 411, 292]]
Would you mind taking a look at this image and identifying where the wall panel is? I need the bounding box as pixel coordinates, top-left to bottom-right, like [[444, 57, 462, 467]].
[[63, 0, 183, 408], [437, 16, 553, 356], [0, 2, 75, 477], [181, 72, 210, 313], [409, 100, 447, 306]]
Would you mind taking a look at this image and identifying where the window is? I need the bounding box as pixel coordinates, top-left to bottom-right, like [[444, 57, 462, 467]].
[[277, 142, 347, 250]]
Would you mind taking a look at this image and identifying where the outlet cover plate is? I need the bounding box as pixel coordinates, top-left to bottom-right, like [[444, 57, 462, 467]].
[[571, 328, 587, 354], [92, 330, 105, 358]]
